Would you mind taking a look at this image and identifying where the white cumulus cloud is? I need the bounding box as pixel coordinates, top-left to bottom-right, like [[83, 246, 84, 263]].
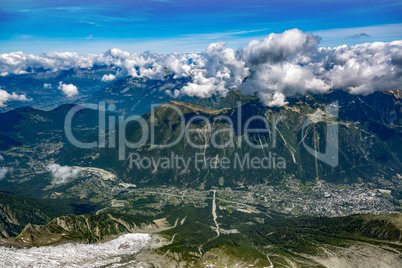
[[102, 74, 116, 82], [239, 28, 320, 65], [46, 164, 82, 185], [317, 41, 402, 94], [258, 92, 289, 107], [172, 72, 228, 98], [58, 81, 79, 97], [0, 88, 29, 107], [0, 167, 7, 181], [43, 83, 52, 89]]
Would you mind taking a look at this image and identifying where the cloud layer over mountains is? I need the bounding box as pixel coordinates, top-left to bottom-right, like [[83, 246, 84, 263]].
[[1, 29, 401, 106]]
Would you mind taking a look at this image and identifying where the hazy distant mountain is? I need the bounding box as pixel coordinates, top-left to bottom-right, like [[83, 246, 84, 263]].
[[0, 66, 115, 112], [0, 104, 102, 149], [79, 75, 192, 116]]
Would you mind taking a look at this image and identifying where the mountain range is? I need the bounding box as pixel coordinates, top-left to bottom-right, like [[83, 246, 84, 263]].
[[0, 75, 401, 267]]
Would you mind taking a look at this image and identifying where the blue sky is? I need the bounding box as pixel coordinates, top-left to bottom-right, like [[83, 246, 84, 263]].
[[1, 0, 402, 54]]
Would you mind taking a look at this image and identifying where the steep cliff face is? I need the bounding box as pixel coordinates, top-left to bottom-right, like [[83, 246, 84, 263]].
[[0, 203, 20, 238]]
